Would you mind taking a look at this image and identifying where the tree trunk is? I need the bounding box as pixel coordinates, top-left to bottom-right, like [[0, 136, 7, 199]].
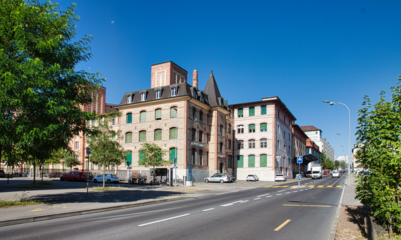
[[41, 165, 43, 183], [102, 162, 105, 188], [33, 161, 36, 185]]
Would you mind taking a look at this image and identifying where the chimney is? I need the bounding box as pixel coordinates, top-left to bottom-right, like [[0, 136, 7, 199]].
[[192, 70, 198, 88]]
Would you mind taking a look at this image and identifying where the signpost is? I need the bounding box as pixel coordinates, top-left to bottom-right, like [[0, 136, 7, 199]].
[[126, 161, 131, 184], [86, 147, 92, 194], [297, 156, 303, 188]]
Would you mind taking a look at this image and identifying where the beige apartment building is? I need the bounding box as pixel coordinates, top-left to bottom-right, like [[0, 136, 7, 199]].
[[230, 97, 296, 181]]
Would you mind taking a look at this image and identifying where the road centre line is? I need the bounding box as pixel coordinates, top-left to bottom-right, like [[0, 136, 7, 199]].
[[274, 219, 291, 231], [283, 204, 331, 207], [276, 194, 282, 195], [138, 214, 190, 227], [318, 185, 324, 188], [257, 194, 271, 197], [221, 201, 242, 207], [285, 192, 291, 194], [254, 198, 261, 200], [278, 190, 285, 192], [266, 196, 272, 198], [202, 208, 214, 212]]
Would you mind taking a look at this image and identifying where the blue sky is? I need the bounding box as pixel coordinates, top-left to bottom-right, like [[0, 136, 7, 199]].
[[55, 0, 401, 159]]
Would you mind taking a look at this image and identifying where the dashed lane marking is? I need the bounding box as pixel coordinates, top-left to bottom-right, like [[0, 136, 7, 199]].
[[254, 198, 261, 200], [336, 185, 342, 188], [274, 219, 291, 231], [203, 208, 214, 212], [276, 194, 282, 195], [138, 214, 190, 227], [257, 194, 271, 197], [327, 185, 333, 188], [309, 185, 315, 187], [283, 204, 331, 208], [317, 185, 324, 188]]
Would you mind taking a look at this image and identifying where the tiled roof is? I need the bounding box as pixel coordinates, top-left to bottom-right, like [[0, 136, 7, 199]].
[[203, 71, 223, 107], [300, 125, 320, 131]]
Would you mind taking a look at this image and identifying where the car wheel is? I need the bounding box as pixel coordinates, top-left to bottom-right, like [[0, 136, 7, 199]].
[[73, 178, 77, 182], [93, 179, 97, 183], [107, 179, 111, 183], [220, 180, 224, 183], [60, 178, 64, 181], [205, 179, 209, 183]]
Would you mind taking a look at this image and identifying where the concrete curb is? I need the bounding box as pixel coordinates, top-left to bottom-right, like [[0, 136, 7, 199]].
[[0, 196, 192, 228], [329, 176, 347, 240]]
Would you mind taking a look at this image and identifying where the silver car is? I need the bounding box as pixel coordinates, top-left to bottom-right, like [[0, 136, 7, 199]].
[[246, 174, 259, 181], [204, 174, 232, 183]]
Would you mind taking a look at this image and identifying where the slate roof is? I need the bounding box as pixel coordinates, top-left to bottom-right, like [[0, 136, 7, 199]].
[[300, 125, 321, 132], [203, 71, 224, 107]]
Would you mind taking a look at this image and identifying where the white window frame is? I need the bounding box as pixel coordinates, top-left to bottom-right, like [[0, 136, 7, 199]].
[[127, 95, 132, 103], [238, 125, 244, 134], [141, 93, 146, 101], [171, 88, 177, 96], [75, 141, 79, 149], [156, 90, 161, 99]]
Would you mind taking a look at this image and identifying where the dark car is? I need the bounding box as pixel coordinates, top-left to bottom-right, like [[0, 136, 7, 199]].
[[0, 170, 5, 178], [60, 171, 93, 181]]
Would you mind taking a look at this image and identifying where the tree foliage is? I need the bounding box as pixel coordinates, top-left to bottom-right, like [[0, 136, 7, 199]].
[[321, 151, 334, 170], [355, 79, 401, 233], [139, 143, 172, 170], [63, 151, 79, 171], [88, 112, 125, 188], [0, 0, 102, 175], [340, 161, 346, 169]]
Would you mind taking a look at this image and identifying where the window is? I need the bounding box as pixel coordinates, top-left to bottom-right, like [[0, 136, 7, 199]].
[[199, 150, 203, 166], [238, 108, 244, 118], [249, 140, 255, 148], [261, 138, 267, 148], [127, 95, 132, 103], [127, 113, 133, 124], [206, 152, 209, 166], [125, 132, 132, 143], [199, 131, 203, 142], [154, 129, 162, 141], [155, 108, 162, 120], [260, 123, 267, 132], [249, 124, 255, 133], [193, 90, 197, 99], [75, 142, 79, 149], [207, 134, 210, 143], [248, 155, 255, 167], [170, 127, 177, 140], [199, 112, 203, 123], [192, 108, 196, 120], [156, 90, 161, 99], [249, 107, 255, 117], [191, 149, 196, 164], [228, 140, 231, 149], [228, 155, 233, 168], [200, 94, 204, 102], [220, 125, 223, 136], [170, 148, 177, 165], [171, 88, 177, 96], [238, 140, 244, 149], [237, 155, 244, 168], [139, 131, 146, 142], [260, 154, 267, 167], [112, 132, 116, 140], [141, 92, 146, 101], [140, 111, 146, 122], [228, 124, 231, 133], [170, 107, 177, 118], [112, 118, 116, 125], [192, 129, 196, 141], [126, 151, 132, 166], [261, 105, 266, 115], [238, 125, 244, 134], [220, 143, 223, 153], [139, 150, 145, 166]]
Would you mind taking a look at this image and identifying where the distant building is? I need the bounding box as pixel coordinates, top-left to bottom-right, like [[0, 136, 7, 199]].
[[291, 124, 307, 177], [300, 125, 335, 161]]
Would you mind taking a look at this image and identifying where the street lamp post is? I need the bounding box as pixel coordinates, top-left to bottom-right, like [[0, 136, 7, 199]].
[[337, 133, 349, 172], [323, 100, 351, 185]]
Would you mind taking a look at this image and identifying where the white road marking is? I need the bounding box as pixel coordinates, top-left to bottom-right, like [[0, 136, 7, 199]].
[[221, 201, 242, 207], [276, 194, 282, 195], [266, 196, 272, 198], [285, 192, 291, 194], [240, 200, 249, 203], [138, 214, 190, 227], [202, 208, 214, 212], [254, 198, 261, 200], [293, 191, 298, 193], [257, 194, 270, 197], [278, 190, 285, 192]]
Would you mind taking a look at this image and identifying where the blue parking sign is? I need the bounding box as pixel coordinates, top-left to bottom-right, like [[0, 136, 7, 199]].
[[297, 156, 303, 164]]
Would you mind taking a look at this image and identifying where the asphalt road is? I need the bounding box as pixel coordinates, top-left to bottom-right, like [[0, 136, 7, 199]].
[[0, 174, 346, 240]]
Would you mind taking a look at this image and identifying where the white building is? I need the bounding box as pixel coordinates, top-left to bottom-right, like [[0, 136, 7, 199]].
[[300, 126, 335, 161]]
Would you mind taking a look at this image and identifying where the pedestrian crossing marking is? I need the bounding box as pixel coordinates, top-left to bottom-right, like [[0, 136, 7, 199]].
[[273, 186, 281, 188], [336, 185, 342, 188], [264, 186, 272, 188], [317, 185, 324, 188], [327, 185, 332, 188], [281, 186, 289, 188], [309, 185, 315, 187]]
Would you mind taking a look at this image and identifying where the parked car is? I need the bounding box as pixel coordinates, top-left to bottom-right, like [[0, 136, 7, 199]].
[[0, 170, 5, 178], [274, 174, 287, 182], [246, 174, 259, 181], [92, 174, 120, 183], [306, 171, 312, 178], [204, 174, 232, 183], [60, 171, 93, 181], [49, 172, 62, 178], [211, 173, 235, 182], [332, 171, 340, 178], [323, 171, 330, 175]]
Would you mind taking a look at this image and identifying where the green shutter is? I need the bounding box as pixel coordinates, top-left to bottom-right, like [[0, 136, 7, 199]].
[[170, 107, 177, 118], [261, 123, 267, 131], [248, 155, 255, 167], [237, 155, 243, 168], [238, 108, 243, 117], [261, 105, 267, 115], [170, 148, 176, 163], [112, 132, 116, 140], [126, 151, 132, 166], [125, 132, 132, 143], [139, 131, 146, 142], [170, 128, 177, 139], [140, 111, 146, 122], [156, 109, 162, 120], [127, 113, 132, 123], [139, 150, 145, 166], [154, 129, 162, 141], [260, 154, 267, 167], [249, 107, 255, 116], [249, 124, 255, 130]]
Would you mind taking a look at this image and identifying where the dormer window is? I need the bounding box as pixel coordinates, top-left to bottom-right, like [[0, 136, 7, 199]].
[[127, 95, 132, 103], [156, 90, 161, 99], [200, 94, 204, 102], [193, 90, 197, 99], [171, 88, 177, 96], [141, 93, 146, 101]]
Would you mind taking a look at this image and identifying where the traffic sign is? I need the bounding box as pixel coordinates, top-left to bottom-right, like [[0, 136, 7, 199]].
[[297, 174, 302, 179], [297, 156, 303, 164], [173, 166, 178, 169]]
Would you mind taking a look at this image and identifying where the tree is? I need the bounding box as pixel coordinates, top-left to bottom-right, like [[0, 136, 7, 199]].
[[334, 160, 340, 169], [340, 161, 346, 170], [63, 151, 80, 171], [0, 0, 102, 182], [355, 80, 401, 234], [88, 112, 126, 188], [321, 151, 334, 170], [139, 143, 173, 181]]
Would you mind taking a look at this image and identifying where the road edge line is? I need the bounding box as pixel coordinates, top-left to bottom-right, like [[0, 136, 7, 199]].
[[0, 196, 192, 228], [329, 176, 346, 240]]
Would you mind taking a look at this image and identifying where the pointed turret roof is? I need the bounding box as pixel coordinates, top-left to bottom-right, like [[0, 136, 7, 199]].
[[203, 71, 222, 107]]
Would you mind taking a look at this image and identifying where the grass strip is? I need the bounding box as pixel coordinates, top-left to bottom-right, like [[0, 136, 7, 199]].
[[89, 187, 124, 191], [0, 199, 44, 209]]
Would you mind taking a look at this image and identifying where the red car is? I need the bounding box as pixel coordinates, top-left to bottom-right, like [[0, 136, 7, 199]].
[[60, 171, 92, 181], [323, 171, 330, 175]]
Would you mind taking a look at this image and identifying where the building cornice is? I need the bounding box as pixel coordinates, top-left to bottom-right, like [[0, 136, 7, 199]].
[[116, 96, 191, 109]]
